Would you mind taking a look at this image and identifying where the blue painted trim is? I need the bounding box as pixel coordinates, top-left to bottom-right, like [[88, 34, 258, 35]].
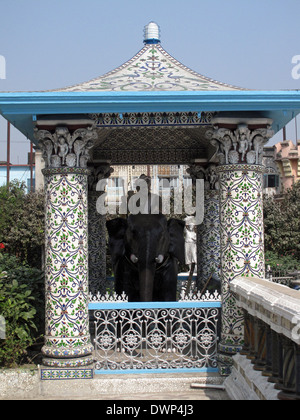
[[94, 367, 219, 375], [144, 39, 161, 44], [0, 90, 299, 140], [1, 90, 300, 112], [178, 274, 197, 280], [88, 300, 222, 311]]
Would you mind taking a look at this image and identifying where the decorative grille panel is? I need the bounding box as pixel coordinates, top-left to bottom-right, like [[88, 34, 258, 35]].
[[90, 298, 221, 373]]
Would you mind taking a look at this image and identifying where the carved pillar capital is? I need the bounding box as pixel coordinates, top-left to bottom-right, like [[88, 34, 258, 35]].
[[206, 123, 274, 165], [204, 164, 220, 191], [187, 163, 219, 191], [34, 125, 98, 170], [186, 163, 205, 180], [88, 163, 114, 192]]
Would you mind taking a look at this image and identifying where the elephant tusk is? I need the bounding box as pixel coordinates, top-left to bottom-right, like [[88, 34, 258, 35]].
[[155, 255, 164, 264], [130, 254, 139, 264]]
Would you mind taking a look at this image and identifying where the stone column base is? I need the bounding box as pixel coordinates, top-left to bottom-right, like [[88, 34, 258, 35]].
[[218, 343, 244, 376], [42, 355, 94, 368]]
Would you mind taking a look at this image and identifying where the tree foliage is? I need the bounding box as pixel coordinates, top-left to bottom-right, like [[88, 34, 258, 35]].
[[0, 181, 45, 268], [264, 182, 300, 262]]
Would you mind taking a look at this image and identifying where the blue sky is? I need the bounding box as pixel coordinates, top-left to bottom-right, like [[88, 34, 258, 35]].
[[1, 0, 300, 163]]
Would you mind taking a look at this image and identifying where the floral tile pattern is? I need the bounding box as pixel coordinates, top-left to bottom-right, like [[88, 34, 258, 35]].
[[42, 169, 93, 365], [41, 368, 93, 381], [198, 190, 221, 287], [88, 193, 107, 295], [217, 164, 265, 359]]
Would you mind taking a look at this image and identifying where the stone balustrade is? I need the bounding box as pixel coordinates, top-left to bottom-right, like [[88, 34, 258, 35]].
[[225, 276, 300, 400]]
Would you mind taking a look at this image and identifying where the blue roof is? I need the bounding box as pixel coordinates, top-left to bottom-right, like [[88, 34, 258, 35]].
[[0, 90, 299, 142]]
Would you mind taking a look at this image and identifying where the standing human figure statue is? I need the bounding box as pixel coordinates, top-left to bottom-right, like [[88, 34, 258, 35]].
[[58, 136, 69, 166], [236, 124, 250, 162], [184, 216, 197, 273]]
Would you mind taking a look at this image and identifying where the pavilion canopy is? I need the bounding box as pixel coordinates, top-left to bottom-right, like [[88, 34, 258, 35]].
[[0, 22, 299, 143]]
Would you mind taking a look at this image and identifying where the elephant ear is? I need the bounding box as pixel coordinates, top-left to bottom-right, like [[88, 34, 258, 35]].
[[106, 218, 128, 265], [167, 218, 186, 264]]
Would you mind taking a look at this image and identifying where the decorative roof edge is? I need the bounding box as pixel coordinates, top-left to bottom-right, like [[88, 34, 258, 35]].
[[153, 44, 246, 91], [51, 43, 246, 93]]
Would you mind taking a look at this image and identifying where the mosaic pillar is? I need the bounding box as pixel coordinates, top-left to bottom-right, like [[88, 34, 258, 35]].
[[185, 164, 206, 290], [88, 164, 114, 296], [207, 122, 273, 375], [35, 126, 97, 369], [198, 165, 221, 289]]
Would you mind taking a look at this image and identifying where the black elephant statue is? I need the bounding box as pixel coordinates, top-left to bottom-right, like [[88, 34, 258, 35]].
[[106, 214, 185, 302]]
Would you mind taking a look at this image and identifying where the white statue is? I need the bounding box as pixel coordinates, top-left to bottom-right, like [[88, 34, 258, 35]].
[[58, 136, 69, 166], [184, 216, 197, 272]]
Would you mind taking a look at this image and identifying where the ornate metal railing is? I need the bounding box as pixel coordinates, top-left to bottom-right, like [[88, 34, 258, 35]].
[[88, 291, 221, 374]]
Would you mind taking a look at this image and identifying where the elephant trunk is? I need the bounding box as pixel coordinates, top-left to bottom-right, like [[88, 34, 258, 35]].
[[139, 267, 155, 302]]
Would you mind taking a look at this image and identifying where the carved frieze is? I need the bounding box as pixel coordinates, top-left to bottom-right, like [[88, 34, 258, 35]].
[[34, 126, 98, 169], [89, 111, 215, 127]]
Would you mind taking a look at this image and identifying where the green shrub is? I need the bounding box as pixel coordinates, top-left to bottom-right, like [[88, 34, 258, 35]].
[[0, 253, 44, 334], [0, 271, 38, 367], [265, 250, 300, 275], [0, 252, 44, 367], [0, 182, 45, 367]]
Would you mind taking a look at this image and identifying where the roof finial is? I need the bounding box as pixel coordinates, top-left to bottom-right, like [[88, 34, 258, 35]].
[[144, 22, 161, 44]]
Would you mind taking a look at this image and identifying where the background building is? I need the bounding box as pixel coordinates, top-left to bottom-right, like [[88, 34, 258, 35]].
[[274, 140, 300, 190], [263, 138, 300, 197], [0, 155, 35, 193]]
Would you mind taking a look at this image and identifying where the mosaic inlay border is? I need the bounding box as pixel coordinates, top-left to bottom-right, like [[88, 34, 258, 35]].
[[41, 368, 94, 381], [42, 167, 90, 177]]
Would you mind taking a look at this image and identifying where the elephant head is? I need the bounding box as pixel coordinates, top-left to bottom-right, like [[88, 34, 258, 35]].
[[106, 214, 185, 302]]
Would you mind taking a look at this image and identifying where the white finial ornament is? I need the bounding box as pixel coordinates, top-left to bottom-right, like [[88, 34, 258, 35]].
[[144, 22, 161, 44]]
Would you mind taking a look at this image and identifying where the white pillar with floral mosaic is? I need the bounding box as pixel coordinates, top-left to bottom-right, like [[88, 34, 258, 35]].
[[198, 165, 221, 289], [186, 163, 221, 290], [35, 126, 97, 374], [207, 121, 273, 375]]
